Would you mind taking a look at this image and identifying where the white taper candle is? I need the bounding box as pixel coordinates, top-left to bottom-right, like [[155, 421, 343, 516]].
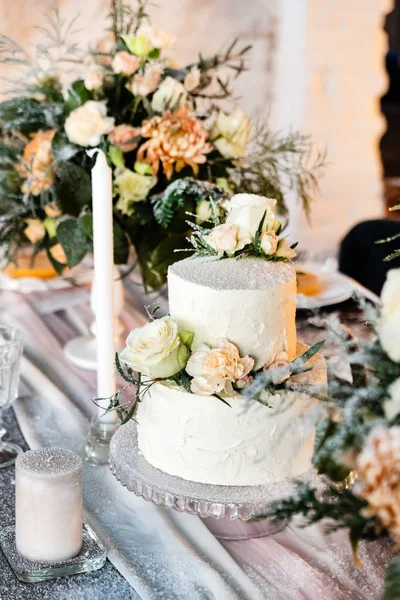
[[90, 149, 118, 423]]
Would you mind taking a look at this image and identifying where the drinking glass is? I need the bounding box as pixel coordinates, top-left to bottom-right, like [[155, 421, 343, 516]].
[[0, 326, 23, 467]]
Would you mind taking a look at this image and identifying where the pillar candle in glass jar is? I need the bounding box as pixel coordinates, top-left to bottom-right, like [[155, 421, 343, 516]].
[[15, 447, 83, 563]]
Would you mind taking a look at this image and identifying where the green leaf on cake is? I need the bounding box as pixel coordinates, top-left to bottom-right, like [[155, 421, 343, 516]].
[[56, 217, 89, 267], [254, 210, 266, 256], [295, 339, 325, 365], [0, 98, 64, 134]]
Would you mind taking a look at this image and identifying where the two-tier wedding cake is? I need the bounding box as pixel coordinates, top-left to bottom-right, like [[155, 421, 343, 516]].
[[119, 194, 326, 486]]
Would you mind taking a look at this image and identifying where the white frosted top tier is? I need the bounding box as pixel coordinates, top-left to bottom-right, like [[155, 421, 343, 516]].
[[168, 257, 296, 369]]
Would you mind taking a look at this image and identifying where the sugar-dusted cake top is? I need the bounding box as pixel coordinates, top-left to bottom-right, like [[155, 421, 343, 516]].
[[169, 256, 295, 291]]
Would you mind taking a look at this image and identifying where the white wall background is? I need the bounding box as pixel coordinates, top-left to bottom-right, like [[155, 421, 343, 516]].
[[0, 0, 393, 254]]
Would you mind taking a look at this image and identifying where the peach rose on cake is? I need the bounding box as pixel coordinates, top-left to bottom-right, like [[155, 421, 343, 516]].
[[186, 339, 254, 396], [120, 316, 189, 379], [206, 223, 250, 254]]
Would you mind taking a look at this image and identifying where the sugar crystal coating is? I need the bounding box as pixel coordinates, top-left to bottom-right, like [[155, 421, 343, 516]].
[[16, 447, 82, 476], [169, 256, 295, 290]]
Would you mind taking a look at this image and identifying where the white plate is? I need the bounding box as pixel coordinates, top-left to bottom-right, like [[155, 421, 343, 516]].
[[295, 262, 354, 309]]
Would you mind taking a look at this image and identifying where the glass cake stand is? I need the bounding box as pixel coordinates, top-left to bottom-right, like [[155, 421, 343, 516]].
[[109, 421, 322, 540]]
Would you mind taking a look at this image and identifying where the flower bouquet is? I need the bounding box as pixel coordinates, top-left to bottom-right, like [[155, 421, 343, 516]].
[[261, 271, 400, 598], [0, 0, 324, 288]]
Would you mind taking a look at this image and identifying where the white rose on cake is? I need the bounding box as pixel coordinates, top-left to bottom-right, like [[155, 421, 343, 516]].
[[120, 316, 189, 379], [225, 194, 277, 240], [186, 339, 254, 396], [378, 269, 400, 363], [206, 223, 250, 254], [64, 101, 115, 147]]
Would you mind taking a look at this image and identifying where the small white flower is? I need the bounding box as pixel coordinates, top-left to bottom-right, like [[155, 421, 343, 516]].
[[384, 378, 400, 420], [186, 339, 254, 397], [84, 67, 104, 91], [378, 269, 400, 363], [260, 230, 278, 255], [226, 193, 277, 240], [120, 316, 189, 379], [211, 108, 251, 159], [206, 223, 250, 254], [184, 67, 201, 92], [111, 51, 141, 76], [151, 76, 188, 112], [64, 101, 115, 147], [131, 63, 163, 97]]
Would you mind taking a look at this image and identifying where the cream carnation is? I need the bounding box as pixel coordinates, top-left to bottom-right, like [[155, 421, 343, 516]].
[[114, 168, 157, 215], [151, 76, 188, 112], [186, 339, 254, 396], [211, 108, 251, 159], [111, 51, 140, 76], [120, 316, 189, 379], [64, 101, 115, 147], [206, 223, 249, 254], [226, 193, 276, 240], [378, 269, 400, 363]]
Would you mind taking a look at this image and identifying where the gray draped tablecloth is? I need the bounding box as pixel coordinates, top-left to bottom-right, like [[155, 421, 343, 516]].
[[0, 279, 392, 600]]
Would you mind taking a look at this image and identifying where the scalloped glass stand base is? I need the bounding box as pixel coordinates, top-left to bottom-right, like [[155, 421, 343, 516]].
[[0, 523, 106, 583], [109, 421, 320, 539]]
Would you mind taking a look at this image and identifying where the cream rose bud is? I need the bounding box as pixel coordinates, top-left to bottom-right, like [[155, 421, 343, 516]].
[[184, 67, 201, 92], [84, 67, 104, 90], [206, 223, 247, 254], [211, 108, 251, 159], [186, 340, 254, 397], [24, 219, 45, 244], [131, 63, 163, 97], [119, 316, 189, 379], [226, 193, 277, 240], [276, 239, 296, 260], [260, 231, 278, 255], [379, 269, 400, 363], [64, 101, 115, 147], [111, 51, 140, 76], [151, 76, 187, 112]]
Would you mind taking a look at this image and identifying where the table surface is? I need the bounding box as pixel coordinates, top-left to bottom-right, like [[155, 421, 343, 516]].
[[0, 274, 391, 600]]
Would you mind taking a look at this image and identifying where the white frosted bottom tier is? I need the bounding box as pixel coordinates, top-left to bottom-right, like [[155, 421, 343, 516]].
[[137, 351, 326, 486]]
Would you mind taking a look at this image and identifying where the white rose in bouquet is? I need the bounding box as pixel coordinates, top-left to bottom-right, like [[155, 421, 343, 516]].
[[226, 193, 277, 240], [211, 108, 251, 159], [186, 339, 254, 396], [120, 316, 189, 379], [379, 269, 400, 363], [151, 76, 188, 112], [84, 67, 104, 91], [64, 101, 115, 147]]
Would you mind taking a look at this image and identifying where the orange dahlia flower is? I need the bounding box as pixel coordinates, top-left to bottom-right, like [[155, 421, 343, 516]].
[[18, 130, 56, 196], [137, 108, 212, 179]]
